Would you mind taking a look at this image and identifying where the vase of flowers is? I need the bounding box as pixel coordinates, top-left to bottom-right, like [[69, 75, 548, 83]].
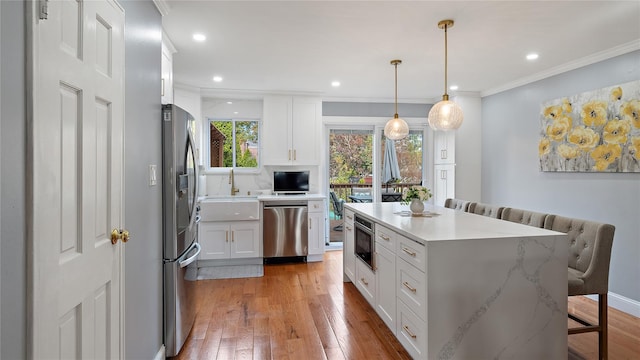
[[401, 185, 432, 215]]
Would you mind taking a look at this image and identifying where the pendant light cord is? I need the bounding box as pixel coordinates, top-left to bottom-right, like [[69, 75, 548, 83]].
[[394, 62, 398, 115], [443, 23, 448, 97]]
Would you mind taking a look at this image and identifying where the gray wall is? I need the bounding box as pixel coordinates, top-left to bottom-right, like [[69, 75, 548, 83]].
[[482, 51, 640, 303], [1, 1, 27, 359], [121, 1, 164, 358]]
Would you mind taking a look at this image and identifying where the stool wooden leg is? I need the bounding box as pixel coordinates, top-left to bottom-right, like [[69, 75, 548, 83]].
[[599, 294, 608, 360]]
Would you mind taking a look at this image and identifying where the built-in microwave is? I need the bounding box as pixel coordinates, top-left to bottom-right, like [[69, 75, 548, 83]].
[[354, 214, 375, 271]]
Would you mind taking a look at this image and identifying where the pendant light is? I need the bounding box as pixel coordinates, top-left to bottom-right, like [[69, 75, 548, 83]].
[[428, 20, 464, 131], [384, 59, 409, 140]]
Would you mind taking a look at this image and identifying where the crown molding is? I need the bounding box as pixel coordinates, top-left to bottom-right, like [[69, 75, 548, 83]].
[[481, 40, 640, 97], [153, 0, 171, 16], [321, 96, 432, 104]]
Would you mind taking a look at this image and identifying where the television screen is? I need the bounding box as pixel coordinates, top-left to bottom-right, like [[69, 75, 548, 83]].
[[273, 171, 310, 194]]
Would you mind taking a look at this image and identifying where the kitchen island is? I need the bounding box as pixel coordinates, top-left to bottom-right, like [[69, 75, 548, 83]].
[[343, 202, 568, 360]]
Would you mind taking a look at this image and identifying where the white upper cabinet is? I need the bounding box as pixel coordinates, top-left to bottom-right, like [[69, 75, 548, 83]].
[[161, 35, 176, 105], [433, 130, 455, 164], [262, 95, 322, 165], [433, 130, 455, 205]]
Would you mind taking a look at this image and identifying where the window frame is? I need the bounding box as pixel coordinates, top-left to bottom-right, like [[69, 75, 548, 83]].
[[203, 117, 262, 174]]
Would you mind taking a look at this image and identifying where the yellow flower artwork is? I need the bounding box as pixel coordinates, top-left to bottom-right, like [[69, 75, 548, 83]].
[[539, 80, 640, 172]]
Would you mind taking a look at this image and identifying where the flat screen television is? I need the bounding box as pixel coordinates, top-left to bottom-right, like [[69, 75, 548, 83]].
[[273, 171, 310, 194]]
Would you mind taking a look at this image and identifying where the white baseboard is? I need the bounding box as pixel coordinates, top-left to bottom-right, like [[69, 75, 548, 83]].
[[585, 292, 640, 318], [154, 345, 165, 360]]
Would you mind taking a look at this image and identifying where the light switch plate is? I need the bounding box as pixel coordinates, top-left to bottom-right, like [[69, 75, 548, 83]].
[[149, 165, 157, 186]]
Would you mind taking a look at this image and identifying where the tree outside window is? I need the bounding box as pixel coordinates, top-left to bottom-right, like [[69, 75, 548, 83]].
[[209, 119, 259, 168]]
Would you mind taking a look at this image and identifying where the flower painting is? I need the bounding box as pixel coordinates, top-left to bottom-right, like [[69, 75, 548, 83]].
[[539, 80, 640, 172]]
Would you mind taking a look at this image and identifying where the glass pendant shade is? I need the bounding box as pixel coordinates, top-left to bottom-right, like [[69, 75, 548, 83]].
[[428, 98, 464, 130], [384, 59, 409, 140], [428, 19, 464, 131], [384, 115, 409, 140]]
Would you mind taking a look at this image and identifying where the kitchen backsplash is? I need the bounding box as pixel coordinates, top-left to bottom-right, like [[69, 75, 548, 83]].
[[201, 166, 319, 196]]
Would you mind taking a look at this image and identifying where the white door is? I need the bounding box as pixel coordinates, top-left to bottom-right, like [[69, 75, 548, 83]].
[[29, 0, 125, 358]]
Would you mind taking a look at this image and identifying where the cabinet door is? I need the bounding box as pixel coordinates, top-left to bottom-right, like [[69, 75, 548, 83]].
[[291, 97, 321, 165], [230, 222, 260, 258], [434, 130, 455, 164], [199, 222, 231, 260], [262, 95, 292, 165], [433, 164, 455, 207], [343, 218, 356, 282], [375, 242, 396, 332], [308, 211, 325, 256]]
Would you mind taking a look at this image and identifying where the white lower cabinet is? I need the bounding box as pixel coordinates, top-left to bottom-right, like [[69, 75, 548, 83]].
[[396, 298, 427, 359], [343, 209, 355, 282], [199, 221, 260, 260], [307, 200, 326, 260], [355, 258, 376, 307], [397, 257, 427, 321], [344, 211, 428, 359], [375, 242, 396, 332]]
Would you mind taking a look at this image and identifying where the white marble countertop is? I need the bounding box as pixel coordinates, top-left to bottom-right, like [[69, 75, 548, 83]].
[[198, 193, 325, 203], [257, 193, 325, 201], [345, 202, 562, 245]]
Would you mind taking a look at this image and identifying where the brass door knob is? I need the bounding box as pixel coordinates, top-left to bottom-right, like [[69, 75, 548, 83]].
[[111, 229, 130, 244]]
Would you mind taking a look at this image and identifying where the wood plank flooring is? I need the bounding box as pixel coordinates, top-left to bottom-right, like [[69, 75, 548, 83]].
[[173, 251, 640, 359]]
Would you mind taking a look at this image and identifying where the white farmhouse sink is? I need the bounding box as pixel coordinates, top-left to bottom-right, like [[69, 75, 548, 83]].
[[199, 197, 260, 221]]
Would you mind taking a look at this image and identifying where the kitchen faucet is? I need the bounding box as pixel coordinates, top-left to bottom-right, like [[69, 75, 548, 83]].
[[229, 169, 239, 196]]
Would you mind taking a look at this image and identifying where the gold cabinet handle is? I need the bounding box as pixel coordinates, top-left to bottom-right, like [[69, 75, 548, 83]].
[[231, 231, 234, 242], [403, 281, 417, 293], [111, 229, 130, 244], [360, 278, 368, 286], [346, 215, 353, 220], [346, 225, 352, 231], [225, 231, 228, 242], [288, 149, 291, 160], [381, 234, 390, 241], [403, 325, 417, 339], [402, 247, 417, 257], [293, 149, 296, 161]]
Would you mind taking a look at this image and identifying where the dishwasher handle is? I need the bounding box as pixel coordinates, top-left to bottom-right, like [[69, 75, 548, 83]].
[[264, 204, 308, 209]]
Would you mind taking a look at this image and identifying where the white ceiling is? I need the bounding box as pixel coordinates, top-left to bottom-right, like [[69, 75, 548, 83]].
[[160, 1, 640, 102]]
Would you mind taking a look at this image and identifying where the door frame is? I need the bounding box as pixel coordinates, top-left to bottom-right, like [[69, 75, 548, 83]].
[[25, 1, 126, 358]]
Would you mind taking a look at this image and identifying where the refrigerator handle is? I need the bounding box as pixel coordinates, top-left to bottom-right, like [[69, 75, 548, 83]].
[[178, 242, 201, 268]]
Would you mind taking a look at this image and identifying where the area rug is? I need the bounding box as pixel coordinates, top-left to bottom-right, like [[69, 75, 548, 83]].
[[197, 265, 264, 280]]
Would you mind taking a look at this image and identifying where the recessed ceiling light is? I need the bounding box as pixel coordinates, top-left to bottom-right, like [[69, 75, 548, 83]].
[[449, 85, 459, 91], [227, 101, 233, 105], [233, 111, 238, 115], [526, 53, 539, 61], [212, 76, 223, 82], [192, 33, 206, 42], [331, 81, 341, 87]]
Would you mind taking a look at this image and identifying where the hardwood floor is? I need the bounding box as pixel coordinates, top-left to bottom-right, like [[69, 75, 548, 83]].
[[173, 251, 640, 359]]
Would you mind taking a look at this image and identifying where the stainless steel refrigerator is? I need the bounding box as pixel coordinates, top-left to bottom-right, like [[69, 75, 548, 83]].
[[162, 104, 201, 357]]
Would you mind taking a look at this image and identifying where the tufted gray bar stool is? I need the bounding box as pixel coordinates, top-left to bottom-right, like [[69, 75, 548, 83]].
[[500, 207, 552, 228], [544, 215, 615, 360], [443, 198, 471, 212], [467, 202, 505, 219]]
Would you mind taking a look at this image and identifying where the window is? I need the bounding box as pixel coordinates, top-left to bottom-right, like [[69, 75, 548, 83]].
[[206, 118, 259, 169], [380, 129, 423, 185]]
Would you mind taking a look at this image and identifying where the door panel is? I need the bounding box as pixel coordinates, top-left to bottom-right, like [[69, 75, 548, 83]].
[[30, 0, 125, 358]]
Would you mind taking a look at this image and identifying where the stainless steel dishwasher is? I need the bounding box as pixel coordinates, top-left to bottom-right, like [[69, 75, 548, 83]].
[[263, 201, 308, 262]]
